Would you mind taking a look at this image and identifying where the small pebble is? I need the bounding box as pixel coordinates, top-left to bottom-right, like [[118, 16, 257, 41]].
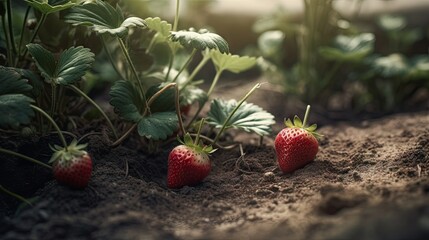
[[247, 198, 258, 205], [263, 172, 275, 182], [352, 171, 363, 181]]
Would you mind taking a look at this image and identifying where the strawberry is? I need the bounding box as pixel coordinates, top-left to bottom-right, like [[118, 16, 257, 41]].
[[49, 139, 92, 189], [180, 104, 191, 116], [167, 133, 215, 189], [275, 105, 321, 173]]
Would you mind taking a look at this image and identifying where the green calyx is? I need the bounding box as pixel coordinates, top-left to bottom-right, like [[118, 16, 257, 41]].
[[49, 139, 88, 163], [178, 133, 216, 155], [284, 105, 323, 139]]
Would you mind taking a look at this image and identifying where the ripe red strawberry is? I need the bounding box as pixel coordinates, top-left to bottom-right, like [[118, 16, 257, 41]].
[[167, 133, 215, 189], [49, 139, 92, 189], [275, 105, 321, 173]]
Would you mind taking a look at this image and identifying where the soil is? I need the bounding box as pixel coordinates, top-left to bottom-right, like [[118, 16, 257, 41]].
[[1, 81, 429, 240]]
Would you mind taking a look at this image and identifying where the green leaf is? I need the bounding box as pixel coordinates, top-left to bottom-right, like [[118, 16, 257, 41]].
[[63, 0, 146, 37], [109, 80, 143, 123], [284, 118, 294, 128], [372, 53, 408, 78], [27, 43, 95, 85], [170, 28, 229, 53], [12, 68, 43, 97], [147, 42, 173, 70], [137, 112, 178, 140], [377, 14, 406, 31], [319, 33, 375, 62], [26, 44, 56, 80], [145, 17, 171, 37], [0, 68, 35, 129], [0, 67, 33, 95], [209, 50, 257, 73], [180, 84, 207, 106], [408, 55, 429, 79], [109, 81, 178, 140], [257, 30, 285, 57], [25, 0, 75, 15], [293, 116, 303, 128], [306, 124, 317, 132], [207, 99, 275, 136], [146, 84, 175, 112], [0, 94, 34, 129], [183, 133, 193, 146]]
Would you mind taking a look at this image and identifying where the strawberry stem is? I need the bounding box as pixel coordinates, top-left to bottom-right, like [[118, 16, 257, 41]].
[[69, 84, 118, 140], [111, 83, 177, 148], [31, 105, 68, 151], [118, 37, 148, 109], [172, 49, 197, 83], [173, 0, 180, 32], [302, 105, 311, 128], [180, 51, 211, 90], [144, 83, 177, 115], [175, 84, 186, 136], [212, 83, 261, 145], [0, 184, 33, 207], [110, 123, 137, 148], [0, 147, 52, 169], [194, 118, 205, 145]]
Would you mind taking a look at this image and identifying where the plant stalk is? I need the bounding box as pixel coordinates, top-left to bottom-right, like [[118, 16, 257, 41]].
[[0, 184, 33, 207], [69, 84, 118, 139], [118, 37, 148, 105], [111, 83, 177, 147], [0, 147, 52, 169], [180, 51, 211, 90], [21, 13, 47, 59], [49, 82, 57, 121], [212, 83, 261, 145], [31, 105, 68, 150], [165, 54, 174, 81], [302, 105, 311, 127], [172, 49, 197, 83], [207, 69, 223, 97], [1, 11, 12, 65], [101, 35, 126, 80], [186, 68, 224, 128], [110, 123, 137, 148], [194, 118, 205, 145], [166, 0, 181, 82], [6, 0, 16, 56], [173, 0, 180, 31], [144, 83, 177, 116], [16, 6, 31, 64], [175, 84, 186, 136]]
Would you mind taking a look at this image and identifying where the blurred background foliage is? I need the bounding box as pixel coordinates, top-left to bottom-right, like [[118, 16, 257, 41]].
[[2, 0, 428, 119], [250, 0, 429, 117]]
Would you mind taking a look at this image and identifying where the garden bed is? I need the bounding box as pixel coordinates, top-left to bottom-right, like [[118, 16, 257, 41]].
[[1, 100, 428, 240]]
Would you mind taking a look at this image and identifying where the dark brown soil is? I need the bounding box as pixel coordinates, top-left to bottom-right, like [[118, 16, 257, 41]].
[[1, 77, 428, 240], [1, 107, 429, 239]]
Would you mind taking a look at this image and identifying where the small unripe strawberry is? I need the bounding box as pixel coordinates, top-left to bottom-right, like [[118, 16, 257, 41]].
[[275, 105, 321, 173]]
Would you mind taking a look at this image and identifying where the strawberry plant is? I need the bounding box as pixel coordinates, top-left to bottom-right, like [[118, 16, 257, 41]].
[[1, 0, 276, 194], [0, 65, 93, 197], [59, 0, 275, 150], [275, 105, 321, 173]]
